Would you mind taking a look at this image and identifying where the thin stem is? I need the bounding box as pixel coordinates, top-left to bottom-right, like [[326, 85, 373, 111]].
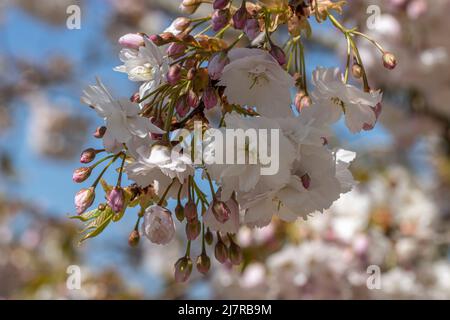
[[91, 153, 122, 188], [116, 153, 127, 187]]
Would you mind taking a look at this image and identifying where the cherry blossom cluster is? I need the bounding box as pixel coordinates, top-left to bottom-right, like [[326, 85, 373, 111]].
[[72, 0, 396, 282]]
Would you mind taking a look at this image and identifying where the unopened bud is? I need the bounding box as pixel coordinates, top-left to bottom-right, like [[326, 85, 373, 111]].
[[244, 18, 260, 40], [229, 240, 243, 265], [382, 52, 397, 70], [130, 92, 140, 103], [187, 90, 199, 108], [270, 44, 287, 65], [233, 2, 248, 30], [118, 33, 144, 49], [75, 187, 95, 215], [184, 200, 198, 221], [212, 199, 231, 223], [196, 252, 211, 274], [352, 63, 363, 79], [93, 126, 106, 139], [212, 9, 231, 32], [108, 187, 125, 213], [213, 0, 230, 10], [173, 17, 191, 33], [160, 32, 176, 44], [214, 238, 228, 263], [187, 68, 196, 80], [176, 96, 190, 117], [128, 229, 140, 247], [174, 257, 193, 283], [167, 64, 182, 85], [80, 148, 97, 163], [186, 219, 201, 240], [149, 34, 164, 46], [205, 228, 214, 245], [175, 203, 185, 222], [203, 86, 218, 110], [167, 42, 186, 58], [72, 167, 92, 183]]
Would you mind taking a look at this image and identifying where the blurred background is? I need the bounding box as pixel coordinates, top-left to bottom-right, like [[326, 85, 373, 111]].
[[0, 0, 449, 299]]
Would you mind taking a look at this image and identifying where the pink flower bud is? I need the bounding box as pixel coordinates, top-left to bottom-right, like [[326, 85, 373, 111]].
[[142, 205, 175, 245], [130, 92, 140, 103], [196, 252, 211, 274], [204, 193, 239, 234], [213, 0, 230, 10], [244, 19, 260, 40], [202, 87, 218, 110], [172, 17, 191, 33], [176, 96, 190, 117], [72, 167, 92, 183], [75, 187, 95, 215], [214, 239, 228, 263], [184, 200, 198, 221], [148, 34, 164, 46], [174, 257, 193, 283], [208, 52, 229, 80], [382, 52, 397, 70], [187, 90, 199, 108], [80, 148, 97, 163], [270, 44, 287, 65], [167, 64, 182, 85], [108, 187, 125, 213], [212, 9, 231, 32], [118, 33, 144, 49], [212, 199, 231, 223], [167, 42, 186, 58], [186, 219, 201, 240], [205, 228, 214, 245], [93, 126, 106, 139], [233, 3, 248, 30], [128, 230, 140, 247], [229, 240, 243, 265]]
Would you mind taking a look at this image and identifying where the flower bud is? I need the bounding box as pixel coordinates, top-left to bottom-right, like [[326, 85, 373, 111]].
[[187, 67, 196, 80], [128, 229, 140, 247], [187, 90, 199, 108], [294, 92, 311, 112], [184, 200, 198, 221], [229, 241, 243, 265], [270, 44, 287, 65], [214, 238, 228, 263], [142, 205, 175, 245], [352, 63, 363, 79], [203, 87, 218, 110], [233, 3, 248, 30], [167, 64, 182, 85], [382, 52, 397, 70], [80, 148, 97, 163], [208, 52, 229, 80], [75, 187, 95, 215], [118, 33, 144, 49], [186, 219, 201, 240], [93, 126, 106, 139], [176, 96, 190, 117], [180, 3, 200, 15], [72, 167, 92, 183], [213, 0, 230, 10], [244, 19, 260, 40], [167, 42, 186, 58], [205, 228, 214, 245], [174, 257, 193, 283], [212, 9, 231, 32], [149, 34, 164, 46], [160, 32, 176, 44], [108, 187, 125, 213], [175, 203, 185, 222], [212, 199, 231, 223], [196, 252, 211, 274], [172, 17, 191, 33], [130, 92, 140, 103]]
